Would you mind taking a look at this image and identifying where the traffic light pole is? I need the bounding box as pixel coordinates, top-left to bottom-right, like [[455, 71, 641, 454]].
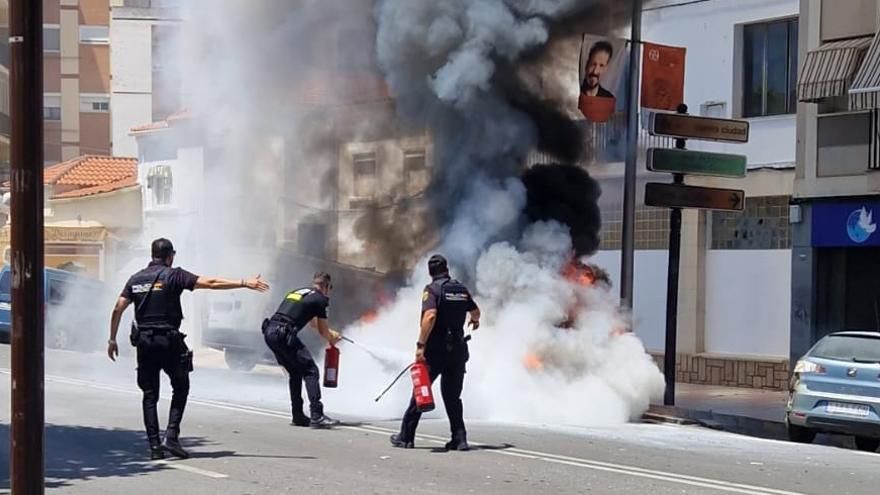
[[9, 0, 45, 492]]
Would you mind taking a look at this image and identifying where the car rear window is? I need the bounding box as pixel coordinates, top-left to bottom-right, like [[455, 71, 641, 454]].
[[811, 335, 880, 362], [0, 271, 10, 295]]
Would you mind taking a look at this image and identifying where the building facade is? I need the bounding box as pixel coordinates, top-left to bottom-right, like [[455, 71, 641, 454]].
[[109, 0, 181, 157], [791, 0, 880, 364], [575, 0, 800, 389], [43, 0, 113, 164]]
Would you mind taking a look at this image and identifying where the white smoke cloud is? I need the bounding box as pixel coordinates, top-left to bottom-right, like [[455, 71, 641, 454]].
[[333, 220, 665, 426]]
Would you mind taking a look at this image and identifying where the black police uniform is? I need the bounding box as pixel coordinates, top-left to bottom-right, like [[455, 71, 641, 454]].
[[121, 260, 198, 450], [397, 275, 477, 445], [262, 287, 330, 424]]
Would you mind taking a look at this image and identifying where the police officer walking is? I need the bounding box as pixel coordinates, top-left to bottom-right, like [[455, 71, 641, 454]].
[[263, 272, 342, 428], [391, 255, 480, 451], [107, 238, 269, 460]]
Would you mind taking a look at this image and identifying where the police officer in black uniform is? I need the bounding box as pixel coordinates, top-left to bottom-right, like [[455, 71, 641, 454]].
[[108, 238, 269, 460], [391, 255, 481, 451], [263, 272, 342, 428]]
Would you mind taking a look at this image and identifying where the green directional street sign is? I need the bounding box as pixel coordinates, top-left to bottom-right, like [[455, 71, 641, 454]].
[[645, 182, 745, 211], [647, 148, 747, 178]]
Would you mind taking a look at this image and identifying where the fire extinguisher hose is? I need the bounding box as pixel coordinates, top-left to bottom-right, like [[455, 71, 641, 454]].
[[373, 363, 415, 402]]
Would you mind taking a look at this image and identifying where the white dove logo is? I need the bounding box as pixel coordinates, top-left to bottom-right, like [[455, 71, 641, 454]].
[[858, 207, 876, 235], [847, 206, 877, 243]]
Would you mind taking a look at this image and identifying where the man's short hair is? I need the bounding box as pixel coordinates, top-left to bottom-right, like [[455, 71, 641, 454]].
[[428, 254, 448, 277], [588, 40, 614, 61], [313, 272, 332, 289], [151, 238, 175, 260]]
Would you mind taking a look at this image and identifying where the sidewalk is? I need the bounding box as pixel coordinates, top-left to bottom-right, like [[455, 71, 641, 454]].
[[645, 383, 787, 439], [645, 383, 855, 448]]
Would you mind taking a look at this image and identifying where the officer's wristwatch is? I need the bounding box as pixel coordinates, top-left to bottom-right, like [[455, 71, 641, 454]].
[[416, 342, 425, 349]]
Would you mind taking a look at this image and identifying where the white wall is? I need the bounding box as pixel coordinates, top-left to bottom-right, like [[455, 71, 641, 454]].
[[643, 0, 799, 168], [590, 250, 669, 351], [705, 250, 792, 358], [111, 19, 153, 157]]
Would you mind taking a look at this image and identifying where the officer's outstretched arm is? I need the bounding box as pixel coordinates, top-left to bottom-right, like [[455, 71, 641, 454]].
[[195, 275, 269, 292]]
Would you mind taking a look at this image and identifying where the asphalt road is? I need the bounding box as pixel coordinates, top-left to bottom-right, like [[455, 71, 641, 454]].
[[0, 345, 877, 494]]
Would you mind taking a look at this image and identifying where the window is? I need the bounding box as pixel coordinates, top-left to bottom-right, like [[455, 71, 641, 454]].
[[79, 95, 110, 113], [353, 152, 378, 198], [80, 95, 110, 113], [147, 164, 173, 206], [79, 26, 110, 45], [403, 149, 428, 193], [43, 26, 60, 52], [44, 95, 61, 121], [742, 18, 798, 117], [47, 279, 71, 305]]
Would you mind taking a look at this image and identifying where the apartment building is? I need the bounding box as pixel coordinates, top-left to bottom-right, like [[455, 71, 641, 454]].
[[109, 0, 182, 157], [43, 0, 112, 164], [791, 0, 880, 363]]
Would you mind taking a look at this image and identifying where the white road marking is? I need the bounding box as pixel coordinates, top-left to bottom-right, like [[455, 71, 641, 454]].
[[155, 460, 229, 479], [4, 369, 810, 495]]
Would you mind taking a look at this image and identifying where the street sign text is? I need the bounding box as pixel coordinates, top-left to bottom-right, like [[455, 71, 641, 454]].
[[645, 182, 745, 211], [647, 148, 747, 178], [649, 113, 750, 143]]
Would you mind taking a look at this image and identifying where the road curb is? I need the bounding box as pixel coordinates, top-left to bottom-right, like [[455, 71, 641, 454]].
[[643, 405, 787, 440]]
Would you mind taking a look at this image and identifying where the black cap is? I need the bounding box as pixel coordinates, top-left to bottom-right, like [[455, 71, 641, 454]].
[[428, 254, 448, 277], [151, 238, 176, 260]]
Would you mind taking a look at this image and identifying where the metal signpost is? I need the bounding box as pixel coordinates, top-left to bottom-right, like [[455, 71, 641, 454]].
[[647, 105, 749, 406]]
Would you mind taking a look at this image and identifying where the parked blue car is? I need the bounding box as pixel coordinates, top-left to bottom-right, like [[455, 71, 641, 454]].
[[786, 331, 880, 452], [0, 264, 106, 350]]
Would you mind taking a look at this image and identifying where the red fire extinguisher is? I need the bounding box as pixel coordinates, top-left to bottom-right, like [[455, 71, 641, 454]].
[[411, 362, 435, 412], [323, 344, 340, 388]]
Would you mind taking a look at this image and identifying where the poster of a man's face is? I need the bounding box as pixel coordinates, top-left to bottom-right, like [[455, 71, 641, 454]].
[[577, 35, 628, 123], [582, 41, 615, 99]]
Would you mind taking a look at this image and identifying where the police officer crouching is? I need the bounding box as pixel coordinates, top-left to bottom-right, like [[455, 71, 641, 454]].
[[391, 255, 481, 451], [262, 272, 342, 428], [108, 238, 269, 460]]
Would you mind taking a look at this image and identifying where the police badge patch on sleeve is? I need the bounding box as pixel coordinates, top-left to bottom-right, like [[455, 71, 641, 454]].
[[422, 291, 429, 302]]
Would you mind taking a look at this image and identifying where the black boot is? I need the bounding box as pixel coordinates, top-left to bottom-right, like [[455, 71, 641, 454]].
[[290, 415, 311, 427], [390, 433, 414, 449], [163, 435, 190, 459], [445, 431, 469, 451], [149, 441, 165, 460]]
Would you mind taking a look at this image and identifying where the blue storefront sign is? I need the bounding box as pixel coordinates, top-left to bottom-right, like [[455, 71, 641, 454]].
[[812, 200, 880, 247]]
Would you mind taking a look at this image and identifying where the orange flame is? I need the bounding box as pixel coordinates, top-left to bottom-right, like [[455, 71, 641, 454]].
[[562, 259, 596, 287], [523, 353, 544, 371]]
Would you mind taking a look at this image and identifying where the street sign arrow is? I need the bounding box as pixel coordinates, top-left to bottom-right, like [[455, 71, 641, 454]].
[[647, 148, 747, 178], [649, 113, 750, 143], [644, 182, 745, 211]]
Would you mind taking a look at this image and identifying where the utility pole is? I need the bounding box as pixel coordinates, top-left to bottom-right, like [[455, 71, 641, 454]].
[[620, 0, 643, 309], [9, 0, 45, 492]]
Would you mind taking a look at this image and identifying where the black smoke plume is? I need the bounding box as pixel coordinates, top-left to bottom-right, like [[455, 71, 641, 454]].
[[521, 164, 602, 257]]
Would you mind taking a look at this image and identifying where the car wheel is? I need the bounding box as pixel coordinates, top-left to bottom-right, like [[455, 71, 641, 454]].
[[224, 349, 257, 372], [854, 436, 880, 452], [786, 422, 816, 444]]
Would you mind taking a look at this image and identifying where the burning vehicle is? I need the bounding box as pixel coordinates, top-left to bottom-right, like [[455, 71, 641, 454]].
[[200, 250, 393, 371]]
